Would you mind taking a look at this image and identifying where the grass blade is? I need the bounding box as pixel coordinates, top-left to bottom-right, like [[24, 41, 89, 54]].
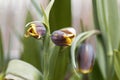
[[0, 29, 4, 72]]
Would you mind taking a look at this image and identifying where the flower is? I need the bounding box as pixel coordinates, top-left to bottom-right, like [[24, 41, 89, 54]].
[[24, 21, 46, 39], [51, 28, 76, 46], [76, 43, 95, 74]]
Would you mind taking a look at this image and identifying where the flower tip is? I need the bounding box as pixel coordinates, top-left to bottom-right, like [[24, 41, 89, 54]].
[[61, 27, 76, 36], [77, 68, 93, 74]]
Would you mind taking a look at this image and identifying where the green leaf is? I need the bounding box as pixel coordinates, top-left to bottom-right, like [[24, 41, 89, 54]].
[[114, 44, 120, 80], [69, 73, 82, 80], [0, 29, 4, 71], [114, 52, 120, 80], [0, 73, 4, 80], [112, 72, 119, 80], [49, 0, 71, 32], [21, 38, 42, 71], [89, 61, 104, 80], [45, 0, 55, 20], [106, 0, 120, 49], [96, 39, 107, 79], [5, 60, 43, 80], [92, 0, 117, 79], [49, 46, 70, 80], [92, 1, 107, 77]]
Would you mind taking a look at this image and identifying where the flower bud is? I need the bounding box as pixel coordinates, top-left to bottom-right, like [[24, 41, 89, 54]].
[[24, 21, 46, 39], [76, 43, 95, 74], [51, 28, 76, 46]]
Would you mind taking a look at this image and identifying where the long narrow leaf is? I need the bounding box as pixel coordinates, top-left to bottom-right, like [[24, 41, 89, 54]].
[[92, 0, 118, 79], [45, 0, 55, 20], [106, 0, 120, 49], [49, 0, 71, 32], [114, 51, 120, 80], [0, 29, 4, 71], [49, 46, 70, 80], [114, 43, 120, 80], [96, 39, 107, 79]]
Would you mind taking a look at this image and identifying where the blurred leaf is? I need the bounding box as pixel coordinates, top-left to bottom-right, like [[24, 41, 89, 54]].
[[92, 0, 117, 79], [5, 60, 43, 80], [0, 73, 4, 80], [96, 39, 107, 79], [0, 29, 4, 71], [112, 72, 119, 80], [106, 0, 120, 49], [31, 0, 43, 19], [21, 38, 42, 71], [92, 1, 107, 79], [114, 44, 120, 80], [49, 46, 70, 80], [49, 0, 71, 32], [92, 0, 119, 55], [25, 11, 33, 23], [89, 61, 104, 80], [114, 52, 120, 80], [92, 0, 113, 56], [68, 69, 82, 80], [69, 73, 81, 80]]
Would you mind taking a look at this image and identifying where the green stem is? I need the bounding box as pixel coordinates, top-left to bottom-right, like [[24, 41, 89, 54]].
[[43, 20, 50, 80], [106, 34, 113, 80], [43, 36, 50, 80]]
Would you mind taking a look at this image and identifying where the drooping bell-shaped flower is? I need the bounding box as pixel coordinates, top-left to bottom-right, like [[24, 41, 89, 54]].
[[24, 21, 46, 39], [76, 43, 95, 74], [51, 28, 76, 46]]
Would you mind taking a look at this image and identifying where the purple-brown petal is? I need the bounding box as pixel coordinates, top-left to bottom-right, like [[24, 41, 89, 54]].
[[76, 43, 95, 74], [51, 28, 76, 46]]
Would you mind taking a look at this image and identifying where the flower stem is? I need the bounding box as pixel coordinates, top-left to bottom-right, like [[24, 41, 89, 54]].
[[43, 21, 50, 80]]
